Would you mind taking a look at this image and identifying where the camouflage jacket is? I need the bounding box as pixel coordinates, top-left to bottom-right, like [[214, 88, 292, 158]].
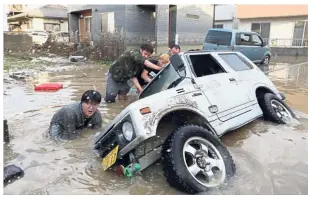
[[109, 49, 146, 82], [49, 102, 102, 140]]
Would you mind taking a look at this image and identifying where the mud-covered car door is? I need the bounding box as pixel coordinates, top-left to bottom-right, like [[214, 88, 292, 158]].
[[187, 52, 251, 123]]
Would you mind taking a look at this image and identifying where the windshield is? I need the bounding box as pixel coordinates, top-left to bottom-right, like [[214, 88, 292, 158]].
[[205, 30, 232, 46], [139, 63, 184, 99]]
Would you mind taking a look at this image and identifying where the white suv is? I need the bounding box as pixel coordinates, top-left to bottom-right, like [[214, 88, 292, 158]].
[[94, 51, 295, 194]]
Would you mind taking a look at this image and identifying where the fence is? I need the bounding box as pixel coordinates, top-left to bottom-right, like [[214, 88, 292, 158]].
[[263, 38, 308, 48], [262, 62, 308, 88]]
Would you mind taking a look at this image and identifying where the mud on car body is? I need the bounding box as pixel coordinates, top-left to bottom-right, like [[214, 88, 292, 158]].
[[93, 51, 295, 194]]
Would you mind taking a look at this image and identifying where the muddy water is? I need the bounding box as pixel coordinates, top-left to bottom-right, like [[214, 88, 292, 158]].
[[3, 58, 307, 195]]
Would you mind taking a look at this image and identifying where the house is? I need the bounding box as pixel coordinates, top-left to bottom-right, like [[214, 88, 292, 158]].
[[7, 5, 68, 33], [67, 5, 214, 52], [214, 4, 237, 29], [237, 5, 308, 47]]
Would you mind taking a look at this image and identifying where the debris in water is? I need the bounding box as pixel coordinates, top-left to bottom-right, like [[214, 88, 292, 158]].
[[4, 165, 24, 186]]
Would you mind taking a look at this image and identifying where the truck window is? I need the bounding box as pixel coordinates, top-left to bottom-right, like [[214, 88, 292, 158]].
[[219, 53, 253, 71], [236, 33, 252, 45], [189, 54, 226, 77], [252, 34, 263, 46], [205, 30, 232, 46]]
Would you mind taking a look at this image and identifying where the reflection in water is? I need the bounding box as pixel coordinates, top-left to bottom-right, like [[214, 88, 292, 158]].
[[3, 59, 307, 195], [259, 63, 308, 114]]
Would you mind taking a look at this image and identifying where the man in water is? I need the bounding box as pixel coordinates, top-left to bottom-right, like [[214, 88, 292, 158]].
[[105, 43, 163, 103], [49, 90, 102, 140]]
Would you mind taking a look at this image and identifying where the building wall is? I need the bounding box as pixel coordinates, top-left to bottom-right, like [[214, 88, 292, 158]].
[[236, 5, 308, 19], [238, 16, 308, 39], [215, 21, 234, 29], [125, 5, 156, 45], [43, 18, 68, 32], [215, 4, 236, 21], [60, 21, 68, 32], [175, 4, 214, 45], [68, 5, 127, 43], [32, 18, 44, 30], [68, 4, 214, 46]]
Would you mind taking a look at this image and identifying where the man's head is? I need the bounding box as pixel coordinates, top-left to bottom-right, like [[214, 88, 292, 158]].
[[140, 43, 154, 58], [169, 44, 181, 55], [81, 90, 102, 118]]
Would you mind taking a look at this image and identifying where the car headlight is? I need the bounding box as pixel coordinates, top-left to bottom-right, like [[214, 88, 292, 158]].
[[122, 122, 133, 141]]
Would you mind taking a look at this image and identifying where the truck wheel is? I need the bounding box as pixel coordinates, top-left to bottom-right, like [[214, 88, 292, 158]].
[[261, 55, 270, 66], [260, 93, 295, 124], [161, 125, 235, 194]]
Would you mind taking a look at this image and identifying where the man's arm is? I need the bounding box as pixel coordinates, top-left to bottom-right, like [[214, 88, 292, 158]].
[[132, 77, 144, 94], [144, 60, 162, 71], [49, 108, 76, 139], [141, 69, 152, 83]]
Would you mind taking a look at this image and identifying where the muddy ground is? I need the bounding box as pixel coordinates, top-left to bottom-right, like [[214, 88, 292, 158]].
[[3, 54, 308, 195]]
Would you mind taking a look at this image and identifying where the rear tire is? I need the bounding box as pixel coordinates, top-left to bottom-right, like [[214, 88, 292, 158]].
[[161, 125, 235, 194], [261, 55, 270, 66], [259, 93, 295, 124]]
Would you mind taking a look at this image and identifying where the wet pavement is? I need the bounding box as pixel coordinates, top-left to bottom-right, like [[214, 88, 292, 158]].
[[3, 55, 308, 194]]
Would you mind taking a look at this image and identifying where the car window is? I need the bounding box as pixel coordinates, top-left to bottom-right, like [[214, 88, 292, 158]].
[[236, 33, 252, 45], [219, 53, 253, 71], [252, 34, 262, 46], [205, 30, 232, 46], [189, 54, 226, 77]]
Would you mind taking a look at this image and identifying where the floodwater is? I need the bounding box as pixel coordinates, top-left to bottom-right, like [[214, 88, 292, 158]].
[[3, 55, 308, 195]]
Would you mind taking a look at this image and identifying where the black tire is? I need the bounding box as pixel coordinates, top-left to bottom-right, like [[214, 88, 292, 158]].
[[259, 93, 295, 124], [261, 55, 270, 66], [161, 125, 236, 194]]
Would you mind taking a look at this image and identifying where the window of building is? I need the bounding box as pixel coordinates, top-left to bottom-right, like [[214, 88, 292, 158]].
[[101, 12, 115, 33], [44, 23, 60, 32], [186, 14, 200, 20], [84, 17, 92, 33], [213, 24, 224, 28], [293, 20, 308, 46], [251, 23, 271, 40]]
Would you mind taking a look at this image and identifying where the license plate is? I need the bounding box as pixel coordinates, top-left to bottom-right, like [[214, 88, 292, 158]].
[[102, 145, 119, 171]]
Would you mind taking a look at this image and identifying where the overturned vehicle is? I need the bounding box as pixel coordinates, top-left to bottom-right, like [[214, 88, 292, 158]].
[[94, 51, 295, 194]]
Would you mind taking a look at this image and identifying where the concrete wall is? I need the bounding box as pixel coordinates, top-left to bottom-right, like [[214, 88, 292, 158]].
[[4, 33, 33, 51], [238, 16, 308, 39], [176, 4, 214, 45], [155, 5, 169, 51], [271, 47, 308, 56], [125, 5, 156, 45]]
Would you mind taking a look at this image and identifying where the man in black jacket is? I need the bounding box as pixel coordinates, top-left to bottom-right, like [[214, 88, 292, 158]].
[[49, 90, 102, 140]]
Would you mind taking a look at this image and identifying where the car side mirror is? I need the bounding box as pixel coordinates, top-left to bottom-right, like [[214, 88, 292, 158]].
[[170, 54, 185, 72]]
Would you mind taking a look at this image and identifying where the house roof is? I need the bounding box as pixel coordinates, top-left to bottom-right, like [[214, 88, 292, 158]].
[[7, 5, 68, 21], [236, 5, 308, 19]]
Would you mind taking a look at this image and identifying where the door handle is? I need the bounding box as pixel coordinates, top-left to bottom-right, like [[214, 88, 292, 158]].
[[229, 78, 236, 82]]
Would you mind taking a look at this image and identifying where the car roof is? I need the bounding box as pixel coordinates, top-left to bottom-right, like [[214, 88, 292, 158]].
[[209, 28, 259, 35], [182, 50, 239, 55]]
